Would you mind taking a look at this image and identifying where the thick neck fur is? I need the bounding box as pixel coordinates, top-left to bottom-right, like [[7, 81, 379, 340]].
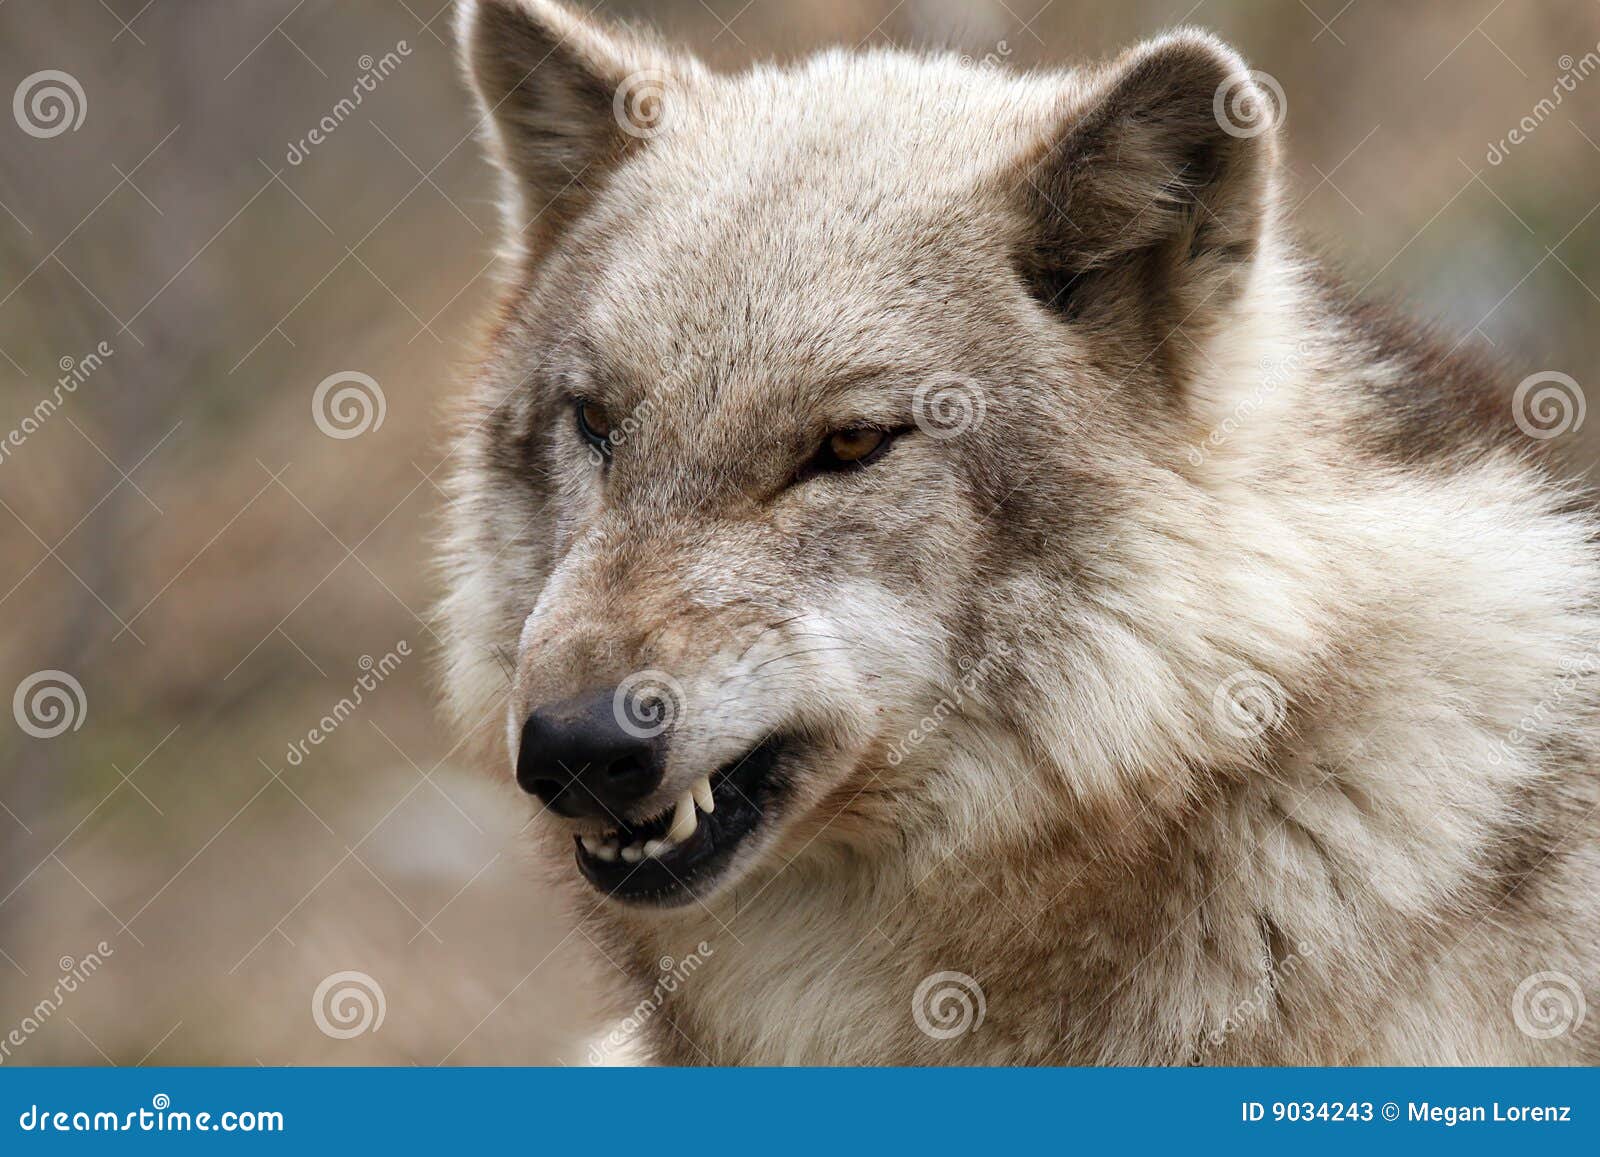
[[582, 244, 1600, 1065]]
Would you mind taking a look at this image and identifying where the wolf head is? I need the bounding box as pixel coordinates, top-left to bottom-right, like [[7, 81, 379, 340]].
[[443, 0, 1300, 908]]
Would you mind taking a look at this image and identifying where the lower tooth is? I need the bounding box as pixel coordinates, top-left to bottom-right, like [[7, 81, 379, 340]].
[[595, 843, 618, 862], [643, 839, 667, 858], [580, 836, 602, 854], [620, 844, 644, 864]]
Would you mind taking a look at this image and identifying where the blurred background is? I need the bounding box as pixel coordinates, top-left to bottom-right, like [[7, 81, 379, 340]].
[[1, 0, 1597, 1065]]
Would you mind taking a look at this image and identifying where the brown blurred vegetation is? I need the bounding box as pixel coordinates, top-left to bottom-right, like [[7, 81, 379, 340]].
[[0, 0, 1597, 1064]]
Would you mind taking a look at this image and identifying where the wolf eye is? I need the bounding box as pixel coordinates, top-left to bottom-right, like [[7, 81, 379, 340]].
[[809, 427, 894, 473], [575, 400, 612, 452]]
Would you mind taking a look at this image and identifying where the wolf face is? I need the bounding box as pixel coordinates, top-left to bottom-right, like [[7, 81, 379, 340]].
[[444, 1, 1600, 1066], [445, 0, 1290, 910]]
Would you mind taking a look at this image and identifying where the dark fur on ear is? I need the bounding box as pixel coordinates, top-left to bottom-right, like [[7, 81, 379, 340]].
[[1014, 31, 1277, 380], [456, 0, 699, 247]]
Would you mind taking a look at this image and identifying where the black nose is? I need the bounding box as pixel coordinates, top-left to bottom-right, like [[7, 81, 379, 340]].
[[516, 690, 664, 818]]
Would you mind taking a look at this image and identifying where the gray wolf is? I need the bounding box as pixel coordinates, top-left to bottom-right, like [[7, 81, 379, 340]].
[[439, 0, 1600, 1064]]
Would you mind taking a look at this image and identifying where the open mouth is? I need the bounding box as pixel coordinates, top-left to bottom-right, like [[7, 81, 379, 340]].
[[573, 736, 787, 906]]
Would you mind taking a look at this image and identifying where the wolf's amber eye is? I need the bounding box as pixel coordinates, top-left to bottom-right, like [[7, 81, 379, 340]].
[[808, 427, 893, 475], [828, 428, 885, 462], [575, 400, 612, 451]]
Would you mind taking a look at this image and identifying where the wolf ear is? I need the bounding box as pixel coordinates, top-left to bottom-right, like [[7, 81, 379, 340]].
[[1014, 32, 1277, 368], [457, 0, 698, 240]]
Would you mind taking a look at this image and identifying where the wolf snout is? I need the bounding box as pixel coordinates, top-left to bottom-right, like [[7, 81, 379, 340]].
[[515, 689, 666, 819]]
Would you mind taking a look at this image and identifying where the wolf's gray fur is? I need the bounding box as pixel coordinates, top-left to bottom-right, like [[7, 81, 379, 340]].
[[440, 0, 1600, 1064]]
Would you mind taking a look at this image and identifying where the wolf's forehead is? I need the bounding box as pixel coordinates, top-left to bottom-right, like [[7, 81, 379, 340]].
[[575, 120, 1015, 350], [554, 55, 1067, 408]]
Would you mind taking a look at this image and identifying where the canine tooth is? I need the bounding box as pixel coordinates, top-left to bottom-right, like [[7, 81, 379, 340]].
[[580, 836, 602, 855], [691, 775, 714, 814], [643, 839, 667, 858], [668, 793, 698, 843], [620, 844, 644, 864]]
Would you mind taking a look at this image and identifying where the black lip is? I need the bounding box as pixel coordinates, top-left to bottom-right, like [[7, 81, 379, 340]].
[[573, 736, 787, 907]]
